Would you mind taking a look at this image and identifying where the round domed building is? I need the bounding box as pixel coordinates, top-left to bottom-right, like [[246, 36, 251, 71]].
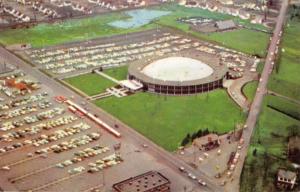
[[128, 52, 228, 95]]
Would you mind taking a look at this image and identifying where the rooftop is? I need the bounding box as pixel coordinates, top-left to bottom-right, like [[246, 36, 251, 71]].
[[112, 171, 170, 192], [278, 169, 297, 180], [141, 57, 214, 82]]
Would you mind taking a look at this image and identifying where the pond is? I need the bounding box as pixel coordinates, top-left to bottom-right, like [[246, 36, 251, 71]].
[[109, 9, 171, 29]]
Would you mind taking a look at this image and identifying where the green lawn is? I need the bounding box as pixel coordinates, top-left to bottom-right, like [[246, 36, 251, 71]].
[[64, 73, 115, 96], [0, 12, 155, 48], [94, 90, 245, 151], [103, 66, 128, 80], [267, 95, 300, 120], [155, 4, 270, 57], [240, 18, 300, 192], [194, 29, 269, 57], [242, 81, 258, 102], [0, 3, 269, 57], [268, 19, 300, 100], [241, 96, 300, 192]]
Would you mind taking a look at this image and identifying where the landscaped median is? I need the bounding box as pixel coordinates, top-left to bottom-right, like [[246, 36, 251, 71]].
[[242, 81, 259, 102]]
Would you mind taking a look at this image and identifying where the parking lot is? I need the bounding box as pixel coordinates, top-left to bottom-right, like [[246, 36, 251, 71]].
[[0, 68, 197, 192], [21, 28, 258, 80]]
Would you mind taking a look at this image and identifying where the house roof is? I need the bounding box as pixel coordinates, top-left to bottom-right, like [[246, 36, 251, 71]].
[[278, 169, 297, 180]]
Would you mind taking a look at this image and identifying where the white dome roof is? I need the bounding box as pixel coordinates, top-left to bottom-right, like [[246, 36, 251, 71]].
[[142, 57, 214, 82]]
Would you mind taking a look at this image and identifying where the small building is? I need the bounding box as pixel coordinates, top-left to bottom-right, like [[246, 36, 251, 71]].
[[276, 169, 297, 190], [193, 133, 220, 151], [215, 20, 236, 31], [112, 171, 171, 192]]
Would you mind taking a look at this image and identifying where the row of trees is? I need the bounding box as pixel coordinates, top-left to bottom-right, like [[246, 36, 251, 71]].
[[180, 128, 210, 146]]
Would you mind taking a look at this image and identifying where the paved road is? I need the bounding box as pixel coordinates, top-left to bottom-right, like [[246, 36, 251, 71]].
[[227, 71, 259, 111], [228, 0, 289, 191], [0, 47, 223, 192]]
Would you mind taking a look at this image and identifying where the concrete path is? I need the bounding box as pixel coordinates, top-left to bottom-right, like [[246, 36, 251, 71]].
[[94, 69, 120, 84], [226, 71, 259, 111]]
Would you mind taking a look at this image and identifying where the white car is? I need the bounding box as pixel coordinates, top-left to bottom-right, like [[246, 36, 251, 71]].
[[188, 173, 196, 180], [179, 166, 185, 172], [198, 179, 207, 186]]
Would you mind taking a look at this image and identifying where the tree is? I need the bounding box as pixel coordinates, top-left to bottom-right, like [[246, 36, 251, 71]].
[[253, 148, 257, 156], [181, 133, 191, 146], [203, 128, 209, 136], [191, 132, 198, 141], [288, 124, 300, 137], [196, 129, 203, 138]]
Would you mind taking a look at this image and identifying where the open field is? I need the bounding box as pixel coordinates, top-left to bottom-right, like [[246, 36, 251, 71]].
[[242, 81, 258, 102], [0, 4, 269, 57], [94, 91, 245, 151], [240, 96, 300, 192], [193, 29, 269, 57], [155, 4, 270, 57], [103, 66, 128, 80], [241, 18, 300, 192], [0, 12, 155, 48], [64, 73, 115, 96], [268, 19, 300, 100]]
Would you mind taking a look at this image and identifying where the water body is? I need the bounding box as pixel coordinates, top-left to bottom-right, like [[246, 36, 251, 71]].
[[109, 9, 171, 29]]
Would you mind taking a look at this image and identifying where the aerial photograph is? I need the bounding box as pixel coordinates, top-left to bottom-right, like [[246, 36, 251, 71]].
[[0, 0, 299, 191]]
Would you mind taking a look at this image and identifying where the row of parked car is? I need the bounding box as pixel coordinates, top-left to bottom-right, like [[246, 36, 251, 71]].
[[0, 115, 77, 142], [0, 107, 65, 131], [34, 132, 101, 155], [86, 153, 123, 174], [67, 153, 122, 175], [56, 144, 110, 168], [31, 122, 91, 147], [0, 120, 88, 155], [0, 92, 47, 111], [26, 34, 207, 74], [0, 100, 52, 121]]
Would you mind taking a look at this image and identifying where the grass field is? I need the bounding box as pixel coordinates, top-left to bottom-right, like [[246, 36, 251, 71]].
[[0, 12, 155, 48], [154, 4, 270, 57], [240, 96, 300, 192], [64, 73, 115, 96], [103, 66, 128, 80], [193, 29, 269, 57], [0, 3, 269, 57], [240, 18, 300, 192], [242, 81, 258, 102], [268, 19, 300, 100], [94, 90, 245, 151]]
